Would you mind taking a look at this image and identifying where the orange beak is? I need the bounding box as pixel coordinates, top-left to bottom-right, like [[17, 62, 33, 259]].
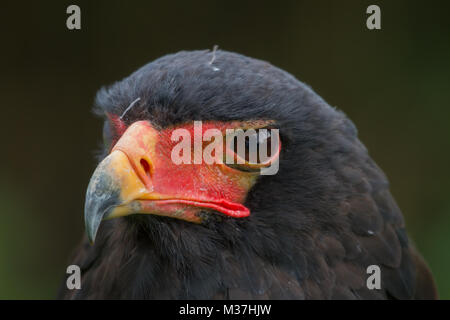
[[85, 121, 257, 243]]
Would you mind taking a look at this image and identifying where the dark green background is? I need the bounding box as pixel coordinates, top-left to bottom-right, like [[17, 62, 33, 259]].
[[0, 0, 449, 299]]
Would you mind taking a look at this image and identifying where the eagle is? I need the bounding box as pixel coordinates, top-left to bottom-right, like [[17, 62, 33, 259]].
[[59, 49, 437, 299]]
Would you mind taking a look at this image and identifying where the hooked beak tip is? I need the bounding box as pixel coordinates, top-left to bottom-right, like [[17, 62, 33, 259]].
[[85, 198, 118, 244], [84, 152, 124, 243]]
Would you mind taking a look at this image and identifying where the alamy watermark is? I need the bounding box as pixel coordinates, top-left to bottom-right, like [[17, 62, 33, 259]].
[[170, 121, 280, 175], [366, 5, 381, 30], [66, 264, 81, 290]]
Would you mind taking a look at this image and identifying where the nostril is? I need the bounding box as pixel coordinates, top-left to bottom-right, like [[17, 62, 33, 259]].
[[140, 158, 152, 179]]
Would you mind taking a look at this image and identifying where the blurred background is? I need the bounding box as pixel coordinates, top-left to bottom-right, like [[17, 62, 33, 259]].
[[0, 0, 449, 299]]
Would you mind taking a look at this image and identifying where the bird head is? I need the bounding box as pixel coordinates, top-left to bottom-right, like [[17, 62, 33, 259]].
[[84, 50, 353, 252]]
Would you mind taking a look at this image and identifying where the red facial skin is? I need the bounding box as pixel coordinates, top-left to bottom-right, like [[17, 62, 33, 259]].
[[107, 120, 276, 219], [106, 113, 128, 149]]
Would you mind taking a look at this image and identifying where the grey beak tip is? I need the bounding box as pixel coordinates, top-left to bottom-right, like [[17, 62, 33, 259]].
[[84, 153, 122, 244], [84, 192, 120, 244], [85, 206, 102, 244]]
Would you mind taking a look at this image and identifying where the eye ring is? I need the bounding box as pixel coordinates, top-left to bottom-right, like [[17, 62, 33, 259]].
[[223, 128, 281, 173]]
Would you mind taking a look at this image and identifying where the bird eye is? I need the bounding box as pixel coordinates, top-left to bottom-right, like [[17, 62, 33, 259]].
[[224, 128, 281, 173]]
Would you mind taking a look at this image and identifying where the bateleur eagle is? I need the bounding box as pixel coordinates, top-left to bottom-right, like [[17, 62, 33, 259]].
[[59, 50, 437, 299]]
